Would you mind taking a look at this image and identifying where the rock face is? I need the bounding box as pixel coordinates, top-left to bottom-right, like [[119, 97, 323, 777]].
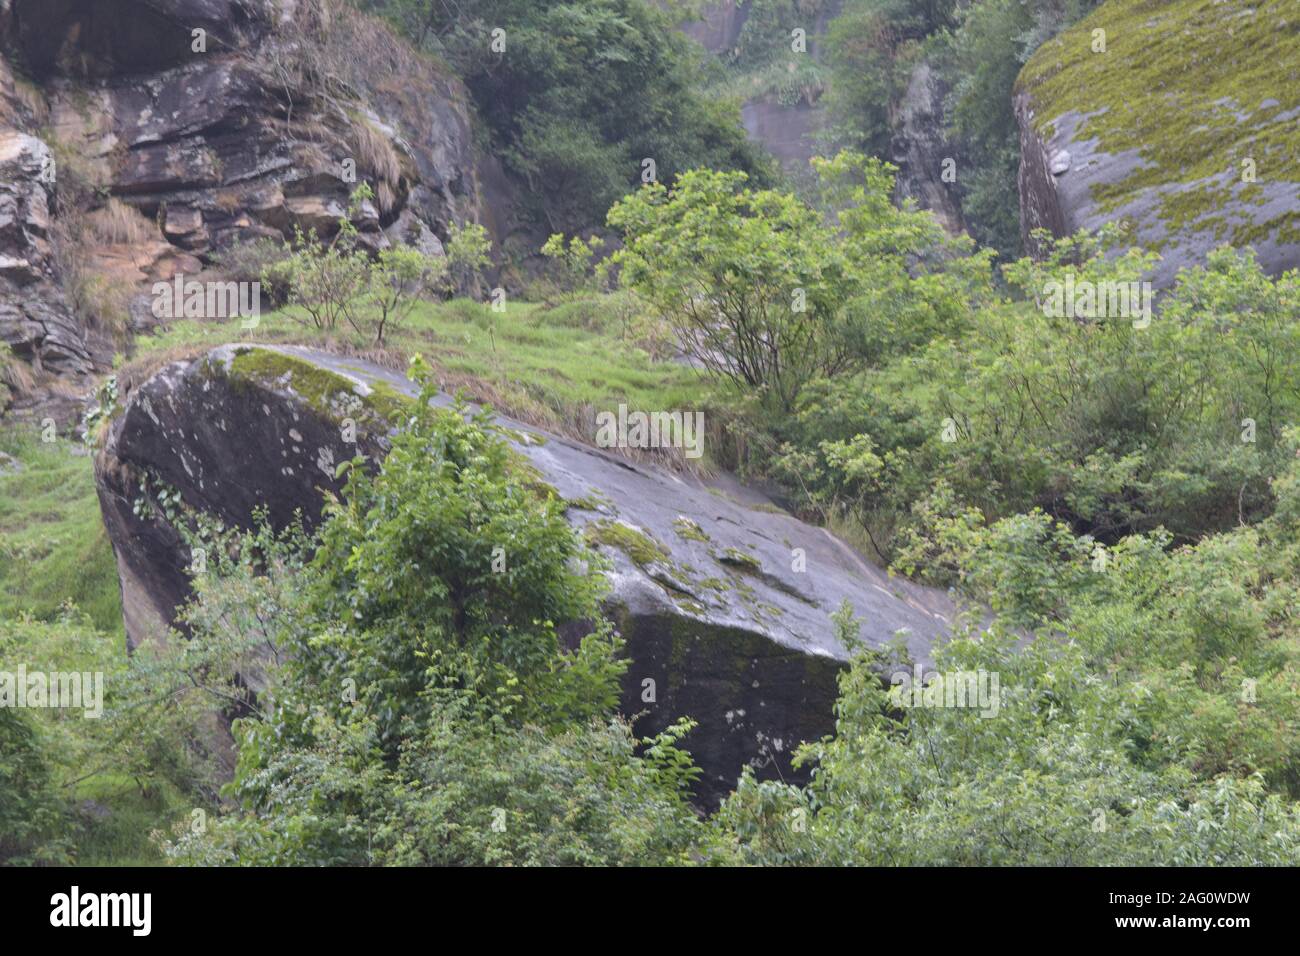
[[890, 61, 964, 235], [0, 129, 93, 377], [0, 0, 485, 412], [13, 0, 481, 252], [676, 0, 749, 53], [1015, 0, 1300, 287], [97, 344, 959, 804]]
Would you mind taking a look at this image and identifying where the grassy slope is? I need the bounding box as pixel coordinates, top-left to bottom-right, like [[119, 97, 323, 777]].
[[135, 296, 715, 458], [0, 432, 189, 865], [1017, 0, 1300, 245], [0, 431, 121, 633]]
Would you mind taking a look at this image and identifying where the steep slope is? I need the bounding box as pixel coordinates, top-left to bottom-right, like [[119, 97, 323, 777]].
[[1016, 0, 1300, 286], [680, 0, 841, 180]]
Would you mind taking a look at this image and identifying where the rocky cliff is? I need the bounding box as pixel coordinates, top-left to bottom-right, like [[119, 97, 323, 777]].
[[1015, 0, 1300, 286], [96, 344, 960, 804], [890, 60, 963, 235], [0, 128, 94, 382], [0, 0, 484, 417]]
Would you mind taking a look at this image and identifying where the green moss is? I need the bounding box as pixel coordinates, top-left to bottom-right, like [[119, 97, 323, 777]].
[[566, 491, 612, 512], [511, 428, 548, 447], [584, 520, 670, 567], [227, 348, 410, 424], [715, 547, 762, 573], [365, 380, 413, 422], [674, 597, 708, 615], [672, 516, 711, 543], [1017, 0, 1300, 245], [510, 451, 563, 502]]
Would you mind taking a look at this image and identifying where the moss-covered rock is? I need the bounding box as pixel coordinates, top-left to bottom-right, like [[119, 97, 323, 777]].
[[96, 344, 961, 806], [95, 345, 397, 653], [227, 347, 411, 426], [585, 519, 671, 567], [1015, 0, 1300, 285]]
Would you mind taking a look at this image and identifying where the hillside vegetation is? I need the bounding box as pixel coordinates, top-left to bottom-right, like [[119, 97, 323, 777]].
[[2, 0, 1299, 867]]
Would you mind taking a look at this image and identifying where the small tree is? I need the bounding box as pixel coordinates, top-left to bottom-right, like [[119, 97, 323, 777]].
[[267, 186, 374, 333], [267, 184, 447, 345], [445, 220, 491, 299], [608, 168, 853, 411], [540, 232, 609, 296], [366, 246, 448, 346]]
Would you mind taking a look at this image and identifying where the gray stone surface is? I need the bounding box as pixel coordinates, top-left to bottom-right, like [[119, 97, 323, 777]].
[[97, 344, 960, 804], [0, 129, 93, 378], [891, 60, 964, 235], [1017, 93, 1300, 288], [0, 0, 486, 414]]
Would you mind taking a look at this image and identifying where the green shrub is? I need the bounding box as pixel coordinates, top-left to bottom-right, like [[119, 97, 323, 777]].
[[164, 360, 706, 864]]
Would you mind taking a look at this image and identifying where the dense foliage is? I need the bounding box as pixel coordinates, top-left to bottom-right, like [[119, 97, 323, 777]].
[[5, 0, 1298, 870], [611, 157, 1300, 555], [605, 155, 1300, 865], [355, 0, 773, 232], [822, 0, 1101, 258], [608, 151, 990, 413], [163, 369, 707, 864]]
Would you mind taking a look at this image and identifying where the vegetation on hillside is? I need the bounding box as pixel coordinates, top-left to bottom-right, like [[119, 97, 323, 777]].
[[3, 0, 1298, 869], [822, 0, 1101, 258], [0, 435, 198, 865], [354, 0, 774, 232]]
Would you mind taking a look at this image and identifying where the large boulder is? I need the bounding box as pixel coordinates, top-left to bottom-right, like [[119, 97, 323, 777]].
[[97, 344, 959, 804], [1015, 0, 1300, 288]]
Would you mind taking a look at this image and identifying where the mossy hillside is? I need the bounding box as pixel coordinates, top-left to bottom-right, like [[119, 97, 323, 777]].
[[1017, 0, 1300, 245]]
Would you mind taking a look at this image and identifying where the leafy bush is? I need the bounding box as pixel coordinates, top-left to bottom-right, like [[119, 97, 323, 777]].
[[539, 233, 609, 298], [268, 185, 446, 345], [716, 628, 1300, 865], [0, 702, 69, 866], [445, 220, 492, 299], [164, 360, 706, 864], [608, 151, 983, 413]]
